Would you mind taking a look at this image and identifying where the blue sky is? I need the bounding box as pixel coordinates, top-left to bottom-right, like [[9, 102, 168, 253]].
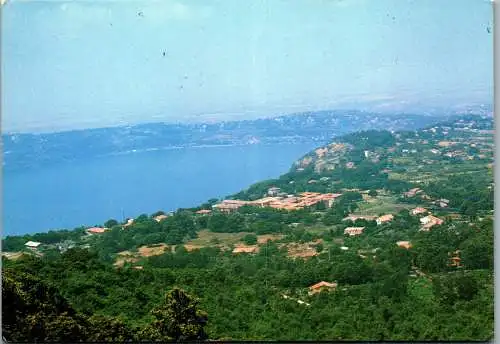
[[2, 0, 493, 133]]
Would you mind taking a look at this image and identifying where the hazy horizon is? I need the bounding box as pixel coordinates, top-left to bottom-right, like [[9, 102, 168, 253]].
[[2, 0, 493, 133]]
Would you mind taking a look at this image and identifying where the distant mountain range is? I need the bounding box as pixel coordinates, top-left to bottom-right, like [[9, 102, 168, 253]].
[[2, 110, 473, 170]]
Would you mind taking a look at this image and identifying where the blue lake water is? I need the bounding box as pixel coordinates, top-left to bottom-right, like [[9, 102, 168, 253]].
[[3, 143, 318, 236]]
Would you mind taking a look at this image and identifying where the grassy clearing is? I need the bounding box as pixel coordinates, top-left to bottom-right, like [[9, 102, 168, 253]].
[[408, 277, 434, 301], [392, 157, 416, 165], [305, 224, 333, 234], [186, 230, 252, 247], [354, 196, 414, 215]]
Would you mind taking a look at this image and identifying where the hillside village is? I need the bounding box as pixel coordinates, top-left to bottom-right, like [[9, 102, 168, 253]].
[[3, 115, 494, 341], [4, 115, 493, 270]]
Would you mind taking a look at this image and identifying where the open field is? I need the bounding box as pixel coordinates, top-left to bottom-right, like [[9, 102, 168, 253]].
[[354, 196, 415, 215], [115, 243, 173, 267], [186, 230, 285, 248], [138, 243, 171, 257], [186, 230, 253, 247], [1, 251, 26, 260], [408, 277, 434, 301], [257, 234, 285, 244]]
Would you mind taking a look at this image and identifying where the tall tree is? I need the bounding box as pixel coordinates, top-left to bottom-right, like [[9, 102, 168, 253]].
[[139, 288, 208, 341], [2, 268, 89, 342]]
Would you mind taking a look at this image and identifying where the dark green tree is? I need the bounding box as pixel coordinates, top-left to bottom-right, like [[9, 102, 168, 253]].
[[2, 268, 89, 342], [104, 219, 119, 228], [243, 234, 258, 245], [139, 288, 208, 341], [86, 315, 136, 342], [368, 190, 378, 197]]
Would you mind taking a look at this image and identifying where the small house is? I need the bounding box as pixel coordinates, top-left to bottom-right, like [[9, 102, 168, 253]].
[[86, 227, 107, 235], [308, 281, 338, 295], [420, 215, 444, 231], [344, 227, 365, 236], [396, 241, 412, 249], [196, 209, 212, 215], [448, 250, 462, 267], [436, 199, 450, 208], [404, 188, 422, 198], [123, 218, 134, 228], [153, 214, 169, 222], [267, 187, 281, 196], [376, 214, 394, 225], [24, 241, 41, 250], [232, 245, 259, 254], [411, 207, 427, 216]]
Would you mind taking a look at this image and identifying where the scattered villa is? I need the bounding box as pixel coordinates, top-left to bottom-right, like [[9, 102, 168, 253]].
[[267, 187, 281, 196], [123, 219, 134, 228], [435, 199, 450, 208], [308, 281, 338, 295], [232, 245, 259, 254], [153, 214, 169, 222], [411, 207, 428, 216], [420, 215, 444, 231], [196, 209, 212, 215], [404, 188, 422, 198], [448, 250, 462, 267], [396, 241, 412, 249], [24, 241, 41, 250], [86, 227, 108, 235], [344, 227, 365, 236], [376, 214, 394, 225]]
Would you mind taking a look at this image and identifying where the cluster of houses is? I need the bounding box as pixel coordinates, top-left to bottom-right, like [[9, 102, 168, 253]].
[[342, 213, 394, 237], [398, 120, 493, 163], [419, 214, 444, 231], [213, 190, 343, 213], [409, 206, 445, 230], [342, 205, 445, 237], [403, 187, 451, 209], [404, 188, 424, 198]]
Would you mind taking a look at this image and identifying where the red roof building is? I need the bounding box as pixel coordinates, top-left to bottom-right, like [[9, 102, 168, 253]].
[[344, 227, 365, 236], [309, 281, 338, 295], [86, 227, 107, 234]]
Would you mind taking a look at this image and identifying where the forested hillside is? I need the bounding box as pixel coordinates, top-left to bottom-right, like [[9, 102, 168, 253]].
[[2, 114, 494, 341]]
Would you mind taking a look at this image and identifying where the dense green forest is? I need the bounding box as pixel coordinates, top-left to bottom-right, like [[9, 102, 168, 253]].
[[2, 115, 494, 341]]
